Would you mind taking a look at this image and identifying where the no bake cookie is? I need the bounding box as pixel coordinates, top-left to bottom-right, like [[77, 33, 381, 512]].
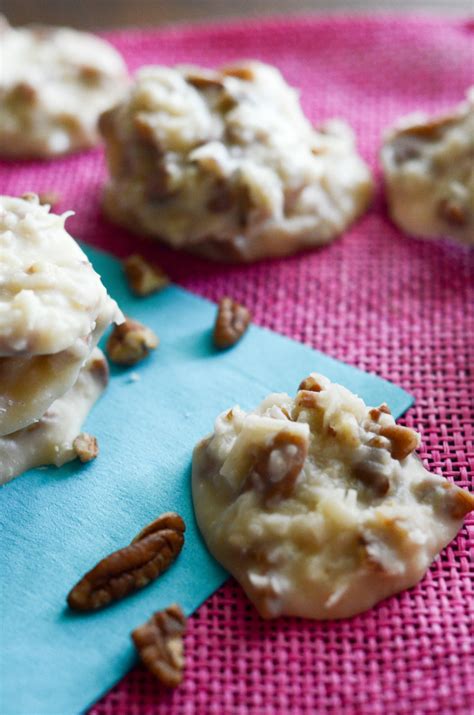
[[192, 373, 474, 619], [381, 89, 474, 246], [0, 16, 128, 158], [100, 61, 373, 262]]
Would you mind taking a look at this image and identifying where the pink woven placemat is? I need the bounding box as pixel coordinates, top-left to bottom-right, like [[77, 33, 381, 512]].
[[2, 14, 473, 714]]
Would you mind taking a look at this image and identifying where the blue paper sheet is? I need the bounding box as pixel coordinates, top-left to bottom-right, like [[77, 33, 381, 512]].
[[0, 247, 413, 715]]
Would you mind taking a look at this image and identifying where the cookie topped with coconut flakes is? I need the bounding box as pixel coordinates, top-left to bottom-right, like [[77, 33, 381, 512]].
[[192, 373, 474, 620], [100, 61, 373, 262], [0, 194, 121, 356]]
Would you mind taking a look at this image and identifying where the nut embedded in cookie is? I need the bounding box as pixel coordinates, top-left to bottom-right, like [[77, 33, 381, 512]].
[[192, 373, 474, 620]]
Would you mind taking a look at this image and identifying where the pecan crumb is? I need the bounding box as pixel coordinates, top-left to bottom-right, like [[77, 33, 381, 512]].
[[67, 513, 185, 611], [38, 190, 60, 208], [123, 254, 170, 297], [106, 318, 158, 366], [73, 433, 99, 463], [379, 424, 419, 461], [213, 297, 251, 349], [132, 604, 186, 688]]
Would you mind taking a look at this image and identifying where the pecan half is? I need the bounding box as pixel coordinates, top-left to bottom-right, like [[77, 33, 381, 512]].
[[73, 433, 99, 463], [67, 513, 185, 611], [213, 297, 251, 349], [123, 254, 170, 296], [379, 424, 419, 461], [106, 318, 158, 366], [251, 429, 308, 500], [132, 604, 186, 688]]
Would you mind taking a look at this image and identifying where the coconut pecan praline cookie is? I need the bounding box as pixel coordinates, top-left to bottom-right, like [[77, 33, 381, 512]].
[[0, 194, 123, 482], [0, 348, 109, 484], [381, 88, 474, 246], [0, 15, 128, 158], [192, 373, 474, 619], [100, 61, 373, 262]]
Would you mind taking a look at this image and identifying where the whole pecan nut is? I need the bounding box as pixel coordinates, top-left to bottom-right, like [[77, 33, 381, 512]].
[[132, 604, 186, 688], [213, 297, 251, 349], [67, 513, 185, 611]]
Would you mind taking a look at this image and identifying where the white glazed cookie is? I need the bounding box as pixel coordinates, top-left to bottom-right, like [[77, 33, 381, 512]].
[[0, 16, 128, 158], [100, 61, 373, 262], [0, 299, 115, 437], [192, 373, 474, 619], [0, 349, 109, 485], [381, 89, 474, 246], [0, 194, 122, 356]]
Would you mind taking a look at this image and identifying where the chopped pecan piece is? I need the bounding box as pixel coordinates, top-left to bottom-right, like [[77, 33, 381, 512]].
[[124, 254, 170, 296], [379, 424, 419, 461], [397, 114, 456, 141], [67, 513, 185, 611], [438, 198, 467, 227], [222, 66, 255, 81], [79, 65, 101, 84], [73, 433, 99, 463], [446, 486, 474, 519], [414, 479, 474, 520], [9, 82, 37, 104], [207, 182, 235, 213], [185, 69, 223, 90], [298, 375, 323, 392], [132, 604, 186, 688], [369, 403, 391, 421], [106, 318, 158, 366], [38, 190, 60, 208], [251, 429, 308, 500], [295, 390, 320, 410], [352, 460, 390, 497], [213, 297, 251, 349]]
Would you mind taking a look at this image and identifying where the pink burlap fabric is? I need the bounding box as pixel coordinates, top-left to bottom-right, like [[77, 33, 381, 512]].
[[2, 15, 473, 714]]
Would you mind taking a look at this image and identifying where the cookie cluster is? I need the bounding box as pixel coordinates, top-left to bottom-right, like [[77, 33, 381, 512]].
[[0, 194, 123, 483]]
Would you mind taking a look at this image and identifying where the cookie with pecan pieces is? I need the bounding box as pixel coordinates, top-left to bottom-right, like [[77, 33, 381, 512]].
[[192, 373, 474, 619], [381, 88, 474, 246]]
